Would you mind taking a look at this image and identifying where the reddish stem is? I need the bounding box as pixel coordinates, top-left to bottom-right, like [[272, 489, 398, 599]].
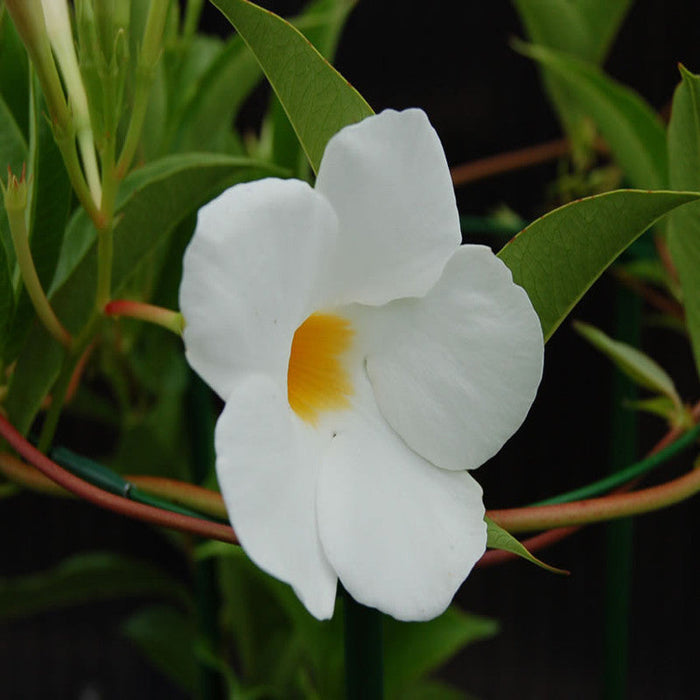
[[451, 138, 570, 186], [477, 400, 700, 565], [0, 413, 238, 544]]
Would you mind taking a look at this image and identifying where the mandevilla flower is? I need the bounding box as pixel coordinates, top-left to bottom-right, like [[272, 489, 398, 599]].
[[180, 109, 544, 621]]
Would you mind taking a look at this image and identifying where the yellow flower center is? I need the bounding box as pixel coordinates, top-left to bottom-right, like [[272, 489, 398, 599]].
[[287, 312, 354, 425]]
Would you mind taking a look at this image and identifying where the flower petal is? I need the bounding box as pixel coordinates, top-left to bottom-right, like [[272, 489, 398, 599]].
[[359, 245, 544, 471], [215, 373, 337, 620], [317, 373, 486, 621], [179, 178, 339, 400], [315, 109, 461, 307]]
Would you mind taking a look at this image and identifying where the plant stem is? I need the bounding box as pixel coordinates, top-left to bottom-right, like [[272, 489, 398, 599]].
[[183, 0, 205, 39], [488, 466, 700, 533], [344, 592, 383, 700], [37, 349, 80, 451], [450, 138, 570, 186], [187, 371, 224, 700], [603, 285, 640, 700], [6, 204, 71, 348], [116, 0, 168, 178], [531, 421, 700, 507], [105, 299, 185, 335]]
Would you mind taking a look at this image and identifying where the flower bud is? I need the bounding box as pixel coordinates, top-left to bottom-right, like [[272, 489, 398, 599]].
[[1, 165, 29, 214], [4, 0, 71, 130]]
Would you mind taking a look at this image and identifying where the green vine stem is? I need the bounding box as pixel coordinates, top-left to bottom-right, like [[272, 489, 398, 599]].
[[2, 168, 72, 348], [531, 423, 700, 506], [37, 349, 82, 452]]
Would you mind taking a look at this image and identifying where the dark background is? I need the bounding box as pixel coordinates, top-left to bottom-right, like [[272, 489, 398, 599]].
[[2, 1, 700, 698]]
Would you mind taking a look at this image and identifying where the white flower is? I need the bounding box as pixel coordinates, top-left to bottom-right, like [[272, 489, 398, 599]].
[[179, 109, 544, 621]]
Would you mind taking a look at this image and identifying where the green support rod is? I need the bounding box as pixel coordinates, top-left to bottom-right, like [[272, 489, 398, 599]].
[[344, 591, 384, 699]]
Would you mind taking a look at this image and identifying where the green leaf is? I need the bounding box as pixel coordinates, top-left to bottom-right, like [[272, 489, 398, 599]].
[[498, 189, 700, 341], [624, 396, 690, 427], [383, 607, 498, 698], [667, 65, 700, 379], [512, 0, 632, 162], [6, 153, 280, 434], [168, 33, 259, 154], [0, 10, 29, 139], [122, 605, 197, 695], [266, 0, 357, 178], [512, 0, 632, 64], [0, 552, 192, 620], [516, 42, 667, 188], [211, 0, 373, 172], [485, 516, 568, 575], [394, 680, 472, 700], [574, 321, 681, 405], [0, 237, 13, 352]]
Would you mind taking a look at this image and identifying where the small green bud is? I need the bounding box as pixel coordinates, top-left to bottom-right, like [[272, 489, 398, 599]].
[[1, 164, 29, 214]]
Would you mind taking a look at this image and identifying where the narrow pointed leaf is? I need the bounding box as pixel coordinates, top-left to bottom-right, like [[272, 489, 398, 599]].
[[485, 516, 568, 575], [513, 0, 632, 64], [384, 608, 498, 698], [0, 234, 13, 350], [211, 0, 373, 172], [624, 397, 689, 427], [267, 0, 358, 177], [512, 0, 632, 161], [574, 321, 681, 405], [170, 33, 259, 154], [0, 11, 29, 139], [122, 606, 198, 695], [517, 42, 667, 188], [498, 190, 700, 341], [667, 66, 700, 378], [0, 552, 192, 620]]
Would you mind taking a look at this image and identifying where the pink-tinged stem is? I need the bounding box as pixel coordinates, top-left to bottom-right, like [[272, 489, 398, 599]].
[[0, 413, 237, 544], [104, 300, 184, 335]]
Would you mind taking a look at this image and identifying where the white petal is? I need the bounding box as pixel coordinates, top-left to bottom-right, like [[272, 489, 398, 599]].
[[359, 245, 544, 471], [215, 373, 337, 620], [179, 178, 339, 400], [317, 373, 486, 621], [315, 109, 461, 307]]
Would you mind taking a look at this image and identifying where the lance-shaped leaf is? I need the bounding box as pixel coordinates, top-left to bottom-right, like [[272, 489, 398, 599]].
[[516, 42, 667, 189], [485, 516, 568, 575], [498, 190, 700, 341], [0, 552, 192, 620], [384, 608, 498, 698], [512, 0, 632, 64], [667, 66, 700, 379], [6, 153, 281, 434], [574, 321, 682, 407], [512, 0, 632, 162], [211, 0, 373, 172], [0, 232, 12, 349], [122, 605, 198, 695]]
